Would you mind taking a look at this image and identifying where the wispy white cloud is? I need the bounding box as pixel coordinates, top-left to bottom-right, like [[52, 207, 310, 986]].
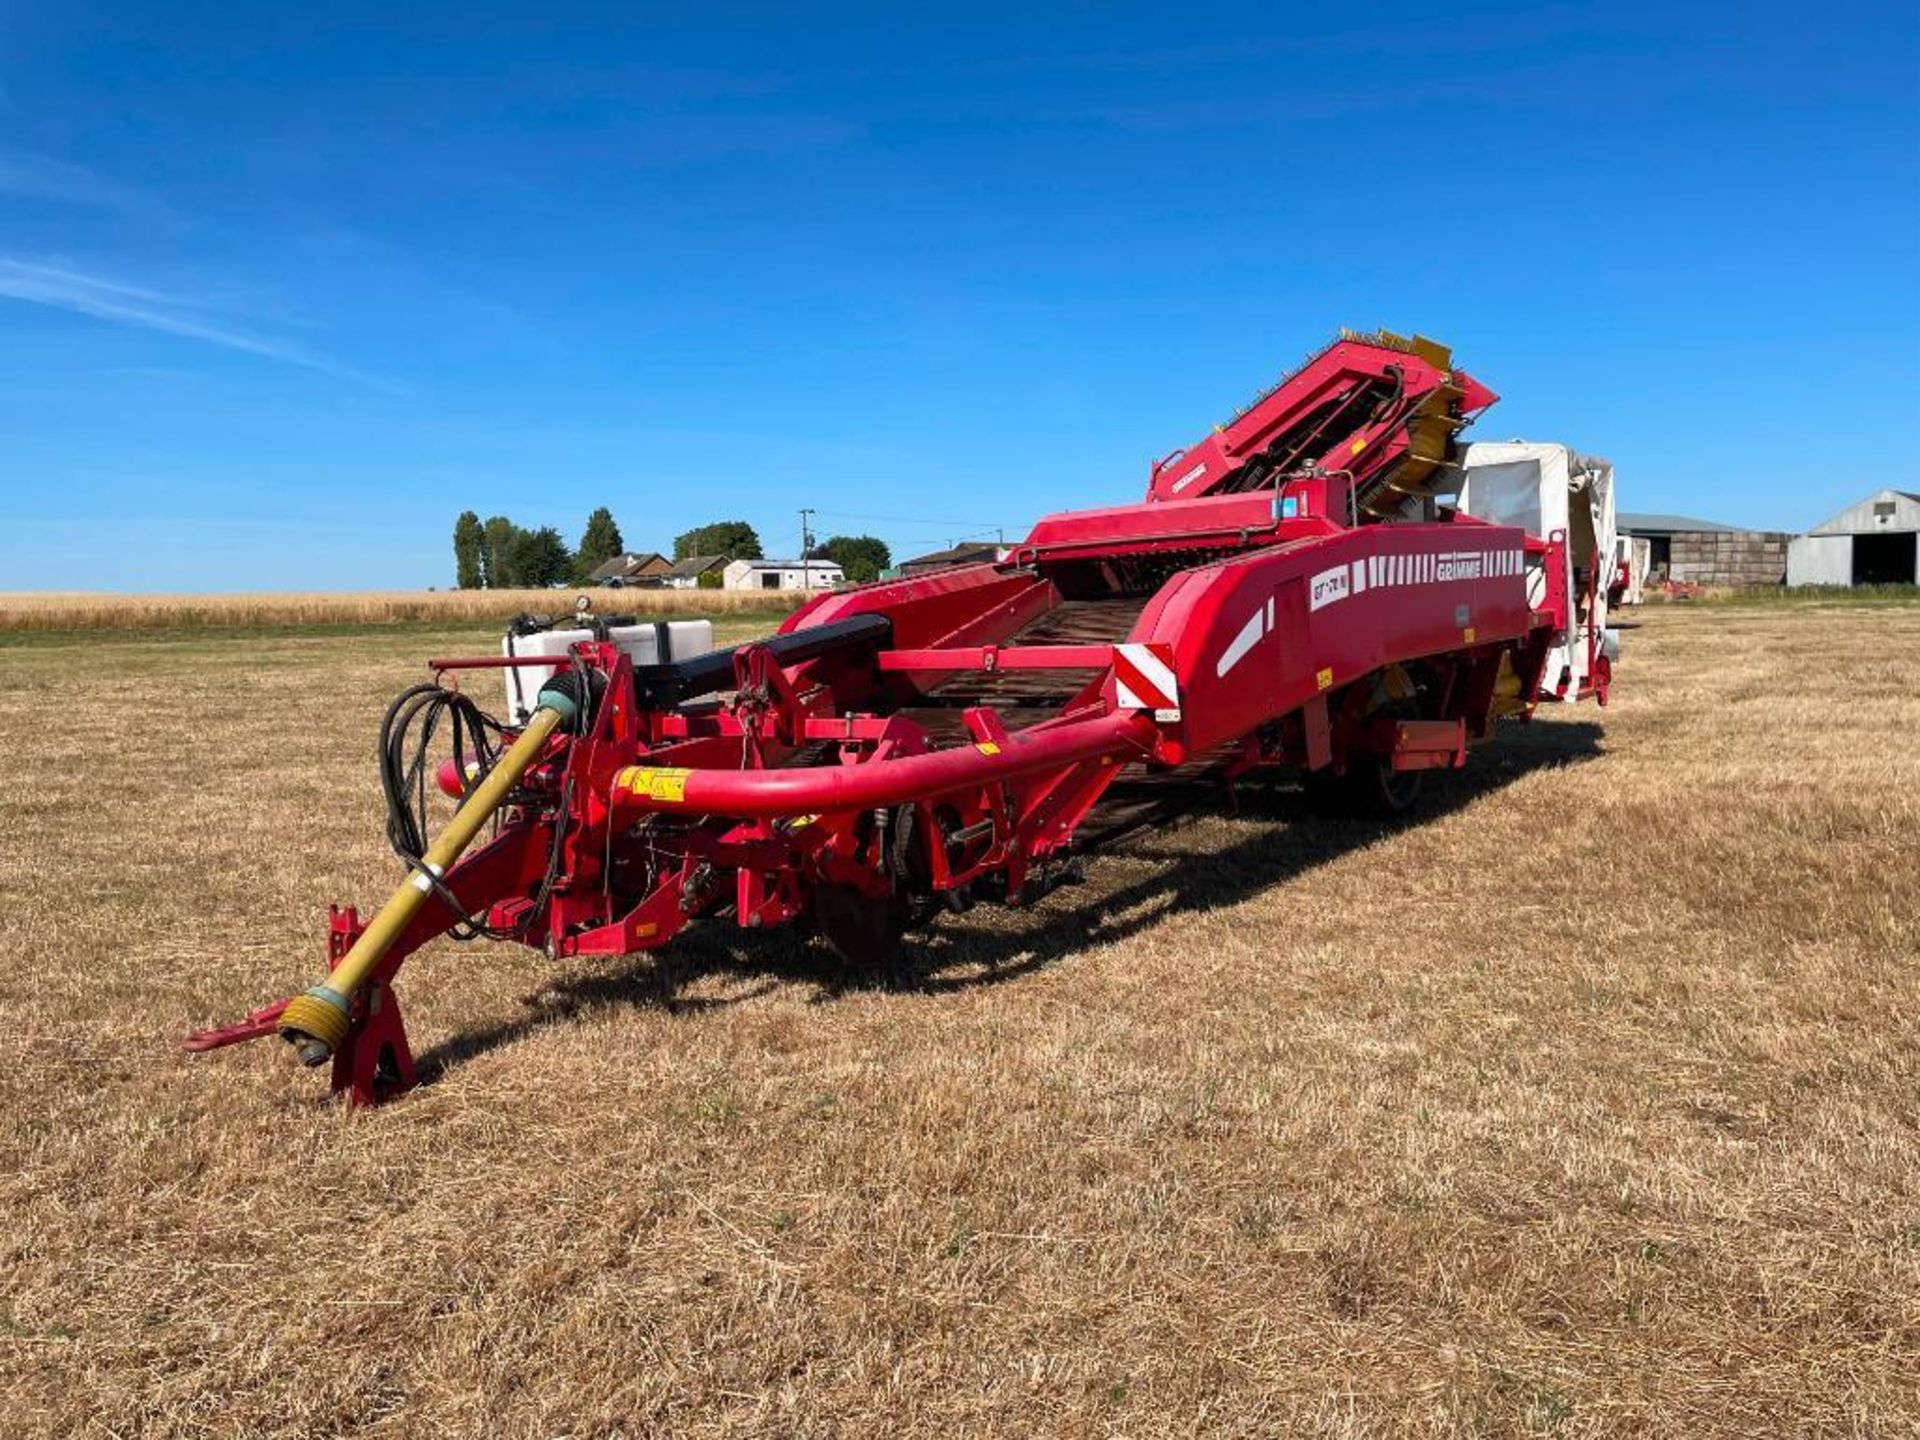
[[0, 258, 392, 390], [0, 151, 149, 209]]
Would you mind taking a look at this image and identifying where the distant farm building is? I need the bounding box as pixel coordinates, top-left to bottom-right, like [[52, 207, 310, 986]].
[[660, 555, 730, 589], [1612, 534, 1651, 605], [589, 552, 670, 586], [896, 542, 1008, 577], [1619, 512, 1789, 588], [1787, 490, 1920, 587], [723, 558, 845, 592]]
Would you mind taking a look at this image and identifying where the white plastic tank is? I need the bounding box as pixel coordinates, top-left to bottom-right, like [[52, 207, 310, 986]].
[[502, 619, 716, 722]]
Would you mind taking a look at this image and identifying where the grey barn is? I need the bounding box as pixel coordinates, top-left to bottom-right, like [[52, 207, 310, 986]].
[[1787, 489, 1920, 587]]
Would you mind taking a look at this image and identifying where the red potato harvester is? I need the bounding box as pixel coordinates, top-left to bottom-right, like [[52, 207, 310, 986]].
[[187, 330, 1620, 1105]]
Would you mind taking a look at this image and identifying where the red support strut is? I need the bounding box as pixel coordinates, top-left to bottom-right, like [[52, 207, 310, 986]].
[[324, 905, 418, 1108]]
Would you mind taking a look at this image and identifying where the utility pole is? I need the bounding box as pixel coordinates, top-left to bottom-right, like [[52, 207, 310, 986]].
[[798, 508, 816, 594]]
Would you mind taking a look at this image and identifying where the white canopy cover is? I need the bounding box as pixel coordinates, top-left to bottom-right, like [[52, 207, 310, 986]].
[[1455, 442, 1617, 701]]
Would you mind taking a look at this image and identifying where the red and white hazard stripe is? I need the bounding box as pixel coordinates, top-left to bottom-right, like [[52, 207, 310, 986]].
[[1113, 642, 1180, 720]]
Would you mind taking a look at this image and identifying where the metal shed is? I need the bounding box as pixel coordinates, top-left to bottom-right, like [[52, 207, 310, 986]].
[[1787, 489, 1920, 587]]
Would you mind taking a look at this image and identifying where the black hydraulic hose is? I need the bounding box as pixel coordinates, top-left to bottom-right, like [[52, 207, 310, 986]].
[[377, 682, 515, 940]]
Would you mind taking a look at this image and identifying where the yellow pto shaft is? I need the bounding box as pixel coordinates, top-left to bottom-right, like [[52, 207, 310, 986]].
[[278, 696, 575, 1066]]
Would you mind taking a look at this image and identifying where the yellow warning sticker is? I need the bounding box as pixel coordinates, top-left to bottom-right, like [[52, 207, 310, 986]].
[[975, 741, 1002, 756], [624, 766, 691, 803], [1316, 667, 1333, 690], [1462, 627, 1477, 644], [1350, 438, 1366, 454]]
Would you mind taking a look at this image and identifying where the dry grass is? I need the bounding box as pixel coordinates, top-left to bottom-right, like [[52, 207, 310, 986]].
[[0, 588, 798, 632], [1, 606, 1915, 1436]]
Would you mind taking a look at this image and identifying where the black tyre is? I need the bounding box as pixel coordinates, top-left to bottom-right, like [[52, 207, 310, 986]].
[[812, 882, 910, 967], [1303, 753, 1426, 820]]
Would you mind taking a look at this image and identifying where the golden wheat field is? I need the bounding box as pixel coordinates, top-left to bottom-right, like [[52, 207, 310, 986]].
[[1, 601, 1915, 1437], [0, 587, 799, 632]]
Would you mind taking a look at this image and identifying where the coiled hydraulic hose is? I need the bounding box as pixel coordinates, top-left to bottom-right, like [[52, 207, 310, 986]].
[[378, 684, 507, 937]]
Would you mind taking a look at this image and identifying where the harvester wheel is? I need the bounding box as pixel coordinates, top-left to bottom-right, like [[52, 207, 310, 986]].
[[813, 883, 910, 968], [1304, 754, 1425, 821], [886, 803, 944, 925], [1306, 670, 1432, 820]]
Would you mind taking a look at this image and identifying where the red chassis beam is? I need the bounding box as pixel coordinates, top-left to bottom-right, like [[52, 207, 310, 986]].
[[612, 710, 1156, 819], [876, 644, 1116, 673]]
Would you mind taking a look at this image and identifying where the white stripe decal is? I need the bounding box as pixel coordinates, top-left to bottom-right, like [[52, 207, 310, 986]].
[[1329, 546, 1534, 598], [1215, 606, 1266, 678], [1127, 646, 1177, 699], [1115, 643, 1180, 716]]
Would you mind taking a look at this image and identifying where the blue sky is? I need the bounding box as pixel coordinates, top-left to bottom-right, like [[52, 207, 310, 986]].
[[0, 2, 1914, 591]]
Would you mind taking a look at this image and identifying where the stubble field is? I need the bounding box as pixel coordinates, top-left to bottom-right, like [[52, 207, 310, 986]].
[[0, 587, 798, 632], [0, 601, 1915, 1436]]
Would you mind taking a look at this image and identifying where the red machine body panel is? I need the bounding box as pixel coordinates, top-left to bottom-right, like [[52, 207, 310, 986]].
[[1129, 521, 1532, 758]]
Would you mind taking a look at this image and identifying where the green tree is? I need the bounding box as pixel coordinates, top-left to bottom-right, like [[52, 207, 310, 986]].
[[673, 520, 762, 562], [481, 515, 522, 588], [511, 526, 574, 588], [575, 506, 625, 580], [811, 534, 891, 584], [453, 511, 485, 590]]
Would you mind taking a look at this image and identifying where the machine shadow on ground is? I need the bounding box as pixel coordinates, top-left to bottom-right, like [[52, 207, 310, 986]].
[[416, 719, 1605, 1083]]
